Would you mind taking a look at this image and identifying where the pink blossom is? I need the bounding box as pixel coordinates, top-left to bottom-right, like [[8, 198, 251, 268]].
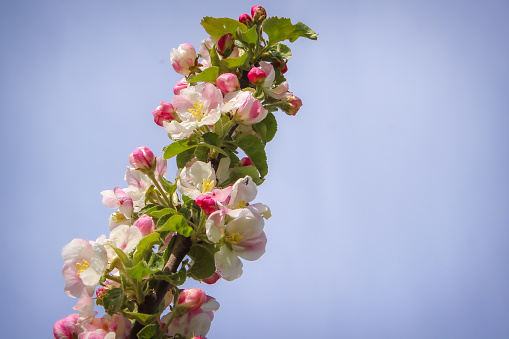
[[134, 214, 156, 236], [178, 289, 207, 312], [238, 13, 252, 25], [215, 73, 240, 93], [101, 187, 134, 218], [170, 43, 197, 76], [217, 34, 234, 58], [195, 194, 217, 215], [283, 92, 303, 116], [152, 101, 177, 126], [223, 90, 267, 125], [53, 314, 79, 339], [129, 146, 156, 174], [251, 5, 267, 21], [202, 271, 221, 284], [247, 67, 266, 84], [163, 296, 219, 338], [239, 157, 253, 167], [79, 314, 131, 339], [173, 78, 188, 95]]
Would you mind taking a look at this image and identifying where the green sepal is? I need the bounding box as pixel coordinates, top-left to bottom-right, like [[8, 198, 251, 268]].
[[156, 214, 195, 237], [133, 232, 162, 264], [103, 287, 124, 316], [137, 324, 161, 339], [220, 165, 264, 186], [262, 17, 318, 45], [187, 243, 218, 280], [188, 66, 220, 83], [235, 134, 268, 177], [124, 312, 160, 326], [201, 17, 247, 38], [163, 139, 199, 159]]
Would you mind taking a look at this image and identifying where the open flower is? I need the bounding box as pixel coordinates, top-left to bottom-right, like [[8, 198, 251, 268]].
[[206, 208, 267, 281], [171, 43, 197, 76], [164, 83, 223, 140], [222, 90, 267, 125], [177, 161, 231, 201], [61, 238, 108, 298]]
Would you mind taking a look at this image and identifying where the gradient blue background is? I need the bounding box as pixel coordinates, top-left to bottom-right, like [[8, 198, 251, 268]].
[[1, 0, 508, 338]]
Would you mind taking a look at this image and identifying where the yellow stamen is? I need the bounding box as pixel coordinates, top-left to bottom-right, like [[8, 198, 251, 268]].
[[111, 211, 127, 224], [76, 259, 90, 274], [237, 200, 247, 209], [188, 102, 204, 121], [224, 233, 243, 245], [202, 177, 215, 193]]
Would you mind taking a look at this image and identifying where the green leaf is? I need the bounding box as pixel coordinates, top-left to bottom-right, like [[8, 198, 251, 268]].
[[103, 287, 124, 316], [156, 214, 195, 237], [176, 147, 195, 168], [236, 26, 258, 45], [148, 253, 164, 271], [262, 17, 318, 45], [188, 244, 217, 280], [146, 207, 177, 219], [137, 324, 161, 339], [163, 139, 199, 159], [252, 121, 268, 144], [133, 232, 162, 264], [219, 52, 251, 70], [126, 261, 155, 280], [273, 43, 292, 60], [106, 243, 133, 268], [153, 265, 187, 286], [188, 66, 220, 83], [158, 174, 176, 194], [202, 132, 219, 146], [124, 312, 160, 326], [201, 17, 247, 38], [235, 134, 268, 177], [194, 145, 209, 162], [223, 148, 240, 165], [263, 112, 278, 142], [138, 204, 162, 216], [221, 165, 264, 186]]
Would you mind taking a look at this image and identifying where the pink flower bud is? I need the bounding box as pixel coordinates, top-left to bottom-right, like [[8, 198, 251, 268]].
[[247, 67, 266, 84], [215, 73, 240, 93], [223, 90, 268, 125], [170, 43, 197, 76], [53, 314, 79, 339], [273, 60, 288, 74], [173, 78, 188, 95], [195, 194, 217, 215], [251, 5, 267, 21], [239, 157, 254, 167], [134, 214, 156, 236], [283, 92, 303, 116], [239, 13, 252, 26], [129, 146, 156, 174], [152, 101, 177, 127], [217, 33, 235, 58], [202, 271, 221, 284], [178, 288, 207, 312]]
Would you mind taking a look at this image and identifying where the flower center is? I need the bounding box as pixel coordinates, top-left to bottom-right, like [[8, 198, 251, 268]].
[[76, 259, 90, 274], [202, 177, 215, 193], [236, 200, 247, 209], [188, 102, 204, 121], [111, 211, 128, 223], [224, 233, 243, 245]]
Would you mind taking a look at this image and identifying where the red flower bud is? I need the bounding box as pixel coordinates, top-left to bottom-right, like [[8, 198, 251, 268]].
[[178, 289, 207, 312], [129, 146, 156, 174], [152, 101, 177, 126], [247, 67, 266, 84], [251, 5, 267, 21], [239, 13, 252, 26], [217, 33, 235, 58]]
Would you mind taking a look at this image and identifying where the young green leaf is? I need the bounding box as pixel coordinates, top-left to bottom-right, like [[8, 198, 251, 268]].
[[156, 214, 195, 237], [235, 134, 268, 177], [133, 232, 162, 264], [187, 244, 217, 280], [137, 324, 161, 339], [220, 165, 264, 186], [176, 147, 195, 168], [201, 17, 247, 37], [262, 17, 318, 45], [123, 312, 160, 326], [102, 287, 124, 316], [188, 66, 220, 83], [163, 139, 199, 159], [263, 112, 278, 142]]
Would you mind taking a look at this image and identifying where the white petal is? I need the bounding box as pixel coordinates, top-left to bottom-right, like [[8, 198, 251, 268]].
[[215, 246, 243, 281]]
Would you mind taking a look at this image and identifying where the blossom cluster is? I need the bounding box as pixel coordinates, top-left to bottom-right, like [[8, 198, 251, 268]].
[[54, 5, 316, 339]]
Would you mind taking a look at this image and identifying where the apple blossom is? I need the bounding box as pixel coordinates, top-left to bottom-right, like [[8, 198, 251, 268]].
[[164, 82, 223, 140], [223, 90, 268, 125], [195, 194, 217, 215], [134, 214, 156, 236], [247, 66, 266, 84], [152, 101, 177, 127], [282, 92, 303, 116], [251, 5, 267, 21], [217, 33, 234, 58], [129, 146, 156, 174], [62, 238, 107, 298], [106, 224, 143, 258], [177, 161, 231, 201], [215, 73, 240, 93], [53, 314, 79, 339], [178, 288, 207, 312], [163, 296, 219, 338], [239, 157, 253, 167], [170, 43, 197, 76], [101, 187, 133, 219], [173, 78, 188, 95], [238, 13, 252, 25]]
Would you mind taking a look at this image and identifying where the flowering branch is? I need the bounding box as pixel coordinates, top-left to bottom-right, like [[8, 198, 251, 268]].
[[54, 5, 316, 339]]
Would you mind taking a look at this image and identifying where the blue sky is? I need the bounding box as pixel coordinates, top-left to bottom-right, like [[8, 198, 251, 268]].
[[1, 0, 509, 338]]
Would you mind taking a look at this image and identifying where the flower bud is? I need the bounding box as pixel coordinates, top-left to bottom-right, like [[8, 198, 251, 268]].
[[247, 67, 266, 85], [239, 157, 254, 167], [129, 146, 156, 174], [239, 13, 252, 26], [251, 5, 267, 22], [223, 90, 268, 125], [170, 43, 197, 76], [217, 33, 235, 58], [134, 214, 156, 236], [282, 92, 303, 116], [178, 288, 207, 312], [173, 78, 188, 95], [152, 101, 177, 127], [53, 314, 78, 339], [273, 60, 288, 74], [215, 73, 240, 93], [195, 195, 217, 215]]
